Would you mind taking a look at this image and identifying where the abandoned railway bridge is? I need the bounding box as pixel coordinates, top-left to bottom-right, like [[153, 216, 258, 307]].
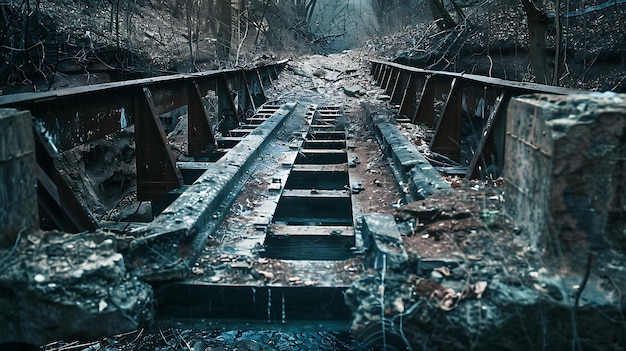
[[0, 56, 625, 350]]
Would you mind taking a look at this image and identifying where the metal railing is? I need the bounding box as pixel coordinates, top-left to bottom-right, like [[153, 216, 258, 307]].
[[0, 60, 288, 232]]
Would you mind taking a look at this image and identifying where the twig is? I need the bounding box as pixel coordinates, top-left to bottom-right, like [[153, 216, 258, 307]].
[[571, 252, 593, 351], [107, 287, 138, 327], [0, 227, 25, 270], [612, 75, 626, 91], [235, 9, 249, 67], [606, 274, 626, 335], [158, 328, 169, 346]]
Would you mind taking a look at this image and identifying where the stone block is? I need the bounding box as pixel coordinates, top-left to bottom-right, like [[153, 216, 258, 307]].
[[504, 93, 626, 264], [0, 109, 37, 247]]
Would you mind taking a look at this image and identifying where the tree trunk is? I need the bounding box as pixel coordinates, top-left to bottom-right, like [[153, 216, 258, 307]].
[[552, 0, 562, 85], [520, 0, 549, 84], [428, 0, 456, 30], [217, 0, 232, 60]]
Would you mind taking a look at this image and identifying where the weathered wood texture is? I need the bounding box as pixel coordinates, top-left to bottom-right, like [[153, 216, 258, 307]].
[[505, 93, 626, 268], [0, 108, 37, 247]]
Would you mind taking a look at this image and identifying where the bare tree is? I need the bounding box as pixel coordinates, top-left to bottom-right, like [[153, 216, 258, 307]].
[[216, 0, 232, 60], [520, 0, 549, 84]]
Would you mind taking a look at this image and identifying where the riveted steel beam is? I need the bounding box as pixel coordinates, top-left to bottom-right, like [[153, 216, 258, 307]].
[[0, 60, 288, 231], [188, 81, 218, 158], [371, 59, 580, 178], [135, 87, 184, 201], [430, 78, 464, 161], [466, 91, 510, 179], [412, 75, 453, 126], [399, 73, 418, 118]]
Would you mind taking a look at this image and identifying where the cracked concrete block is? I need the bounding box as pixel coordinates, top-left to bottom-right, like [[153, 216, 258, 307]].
[[360, 213, 408, 270], [504, 92, 626, 266]]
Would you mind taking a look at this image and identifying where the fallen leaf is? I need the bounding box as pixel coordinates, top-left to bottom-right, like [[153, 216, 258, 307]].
[[257, 270, 274, 281], [474, 281, 488, 299], [434, 266, 451, 276], [392, 297, 404, 313]]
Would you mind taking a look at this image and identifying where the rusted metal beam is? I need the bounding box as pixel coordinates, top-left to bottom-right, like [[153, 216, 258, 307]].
[[412, 75, 453, 126], [0, 61, 287, 231], [466, 91, 509, 179], [188, 81, 218, 157], [399, 73, 418, 118], [370, 59, 584, 179], [135, 87, 184, 201], [383, 67, 396, 95], [217, 74, 241, 134], [255, 69, 268, 104], [239, 71, 256, 114], [378, 65, 389, 87], [370, 59, 580, 94], [391, 70, 409, 105], [33, 129, 98, 232], [430, 77, 464, 161]]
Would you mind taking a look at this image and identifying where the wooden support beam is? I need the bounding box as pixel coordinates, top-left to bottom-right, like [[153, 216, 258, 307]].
[[135, 87, 184, 201]]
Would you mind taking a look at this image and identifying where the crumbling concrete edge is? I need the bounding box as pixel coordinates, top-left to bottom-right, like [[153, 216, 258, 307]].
[[128, 103, 297, 281], [362, 102, 449, 201], [359, 213, 409, 270]]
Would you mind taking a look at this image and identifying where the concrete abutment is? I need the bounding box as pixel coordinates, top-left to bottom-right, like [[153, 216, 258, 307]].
[[504, 92, 626, 269], [0, 108, 37, 247]]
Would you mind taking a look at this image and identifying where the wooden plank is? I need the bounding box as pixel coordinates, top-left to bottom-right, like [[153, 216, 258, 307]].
[[304, 140, 346, 149], [281, 189, 350, 198], [300, 149, 346, 155], [270, 225, 354, 237], [292, 164, 348, 172], [228, 129, 251, 137]]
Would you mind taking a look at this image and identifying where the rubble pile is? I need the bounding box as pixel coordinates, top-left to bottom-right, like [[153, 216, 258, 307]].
[[0, 231, 154, 346]]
